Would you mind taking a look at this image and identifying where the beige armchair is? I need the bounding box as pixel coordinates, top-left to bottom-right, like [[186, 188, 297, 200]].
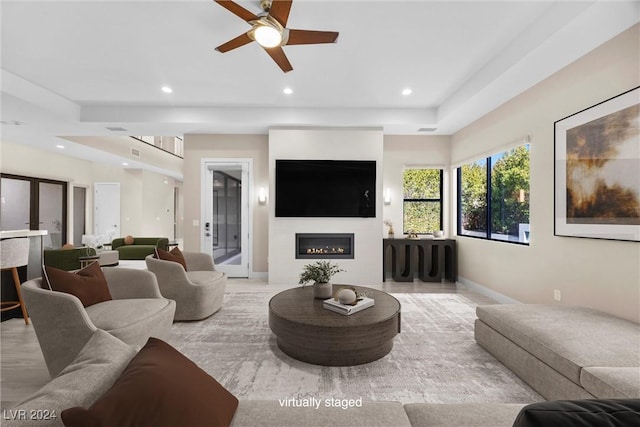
[[145, 251, 226, 321], [21, 268, 176, 378]]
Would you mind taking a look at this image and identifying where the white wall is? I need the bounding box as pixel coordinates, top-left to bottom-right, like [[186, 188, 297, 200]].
[[181, 134, 269, 274], [140, 170, 176, 236], [451, 24, 640, 322], [0, 140, 178, 242], [268, 128, 384, 285]]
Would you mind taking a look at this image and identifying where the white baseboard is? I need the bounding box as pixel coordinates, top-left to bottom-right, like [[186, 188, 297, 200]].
[[249, 272, 268, 280], [457, 276, 521, 304]]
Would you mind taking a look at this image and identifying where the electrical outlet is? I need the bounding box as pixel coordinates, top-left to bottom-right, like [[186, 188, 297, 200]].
[[554, 290, 561, 301]]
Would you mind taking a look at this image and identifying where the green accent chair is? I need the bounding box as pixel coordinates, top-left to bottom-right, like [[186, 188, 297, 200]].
[[111, 237, 169, 260], [43, 247, 97, 271]]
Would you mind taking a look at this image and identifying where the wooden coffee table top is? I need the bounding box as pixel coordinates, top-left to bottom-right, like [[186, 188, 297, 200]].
[[269, 284, 400, 327]]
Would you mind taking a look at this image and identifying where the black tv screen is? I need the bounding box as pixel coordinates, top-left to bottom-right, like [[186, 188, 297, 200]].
[[275, 160, 376, 218]]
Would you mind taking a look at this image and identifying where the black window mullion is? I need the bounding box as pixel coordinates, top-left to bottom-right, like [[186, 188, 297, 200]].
[[486, 157, 492, 239], [404, 198, 441, 202], [439, 169, 444, 232], [457, 167, 462, 236]]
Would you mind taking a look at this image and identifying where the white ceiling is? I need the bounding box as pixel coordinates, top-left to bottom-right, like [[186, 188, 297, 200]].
[[1, 0, 638, 168]]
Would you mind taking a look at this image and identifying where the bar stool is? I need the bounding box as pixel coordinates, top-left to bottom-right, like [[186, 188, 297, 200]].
[[0, 237, 30, 324]]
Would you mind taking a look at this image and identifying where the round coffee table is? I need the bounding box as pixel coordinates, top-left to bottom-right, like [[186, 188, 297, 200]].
[[269, 285, 401, 366]]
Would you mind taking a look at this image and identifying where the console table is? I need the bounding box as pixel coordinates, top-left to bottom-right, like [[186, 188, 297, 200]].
[[383, 238, 457, 283]]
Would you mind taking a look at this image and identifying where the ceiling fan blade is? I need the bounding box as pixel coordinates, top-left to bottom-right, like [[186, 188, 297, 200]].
[[264, 46, 293, 72], [215, 32, 253, 53], [268, 0, 292, 27], [285, 29, 339, 45], [214, 0, 259, 22]]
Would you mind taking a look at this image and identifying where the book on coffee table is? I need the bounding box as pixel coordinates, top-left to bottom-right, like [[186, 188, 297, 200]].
[[323, 297, 375, 315]]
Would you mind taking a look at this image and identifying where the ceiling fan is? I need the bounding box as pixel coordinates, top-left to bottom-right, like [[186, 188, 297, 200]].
[[214, 0, 339, 72]]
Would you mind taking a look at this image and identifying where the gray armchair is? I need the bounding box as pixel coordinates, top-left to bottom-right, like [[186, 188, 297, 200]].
[[145, 251, 226, 321], [21, 268, 176, 378]]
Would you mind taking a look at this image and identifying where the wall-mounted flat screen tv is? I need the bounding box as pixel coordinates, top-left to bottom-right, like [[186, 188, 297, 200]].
[[275, 160, 376, 218]]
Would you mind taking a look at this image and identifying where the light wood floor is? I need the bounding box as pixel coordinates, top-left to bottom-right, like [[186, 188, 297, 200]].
[[0, 278, 497, 408]]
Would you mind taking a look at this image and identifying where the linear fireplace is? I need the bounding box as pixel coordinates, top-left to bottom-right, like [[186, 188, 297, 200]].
[[295, 233, 354, 259]]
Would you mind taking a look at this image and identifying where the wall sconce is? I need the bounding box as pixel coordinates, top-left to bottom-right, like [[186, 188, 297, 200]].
[[258, 187, 267, 205], [384, 188, 392, 205]]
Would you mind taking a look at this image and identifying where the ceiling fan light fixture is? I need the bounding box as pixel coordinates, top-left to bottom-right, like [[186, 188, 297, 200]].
[[253, 24, 282, 48]]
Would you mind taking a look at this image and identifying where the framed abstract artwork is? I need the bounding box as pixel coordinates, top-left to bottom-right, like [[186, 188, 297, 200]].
[[554, 86, 640, 242]]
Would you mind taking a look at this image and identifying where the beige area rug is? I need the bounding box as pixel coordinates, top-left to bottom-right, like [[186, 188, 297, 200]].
[[169, 291, 542, 404]]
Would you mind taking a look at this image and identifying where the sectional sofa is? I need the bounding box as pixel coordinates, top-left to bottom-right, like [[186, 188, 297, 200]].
[[7, 303, 640, 426], [475, 304, 640, 400], [4, 329, 527, 427]]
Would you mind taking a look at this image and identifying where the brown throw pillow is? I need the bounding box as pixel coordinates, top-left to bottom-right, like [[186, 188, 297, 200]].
[[61, 337, 239, 427], [44, 262, 112, 307], [123, 235, 134, 245], [154, 246, 187, 271]]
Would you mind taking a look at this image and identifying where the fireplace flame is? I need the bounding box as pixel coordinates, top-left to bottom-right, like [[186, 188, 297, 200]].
[[306, 246, 346, 255]]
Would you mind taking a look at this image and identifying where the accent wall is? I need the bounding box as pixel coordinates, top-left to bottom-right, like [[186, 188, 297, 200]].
[[451, 24, 640, 322]]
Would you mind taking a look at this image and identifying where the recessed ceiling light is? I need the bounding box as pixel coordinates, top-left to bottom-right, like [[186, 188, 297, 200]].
[[283, 87, 293, 95], [161, 86, 173, 94], [55, 144, 65, 149], [122, 162, 129, 166], [402, 88, 412, 96]]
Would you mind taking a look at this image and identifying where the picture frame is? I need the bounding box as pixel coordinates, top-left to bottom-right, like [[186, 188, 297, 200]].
[[554, 86, 640, 242]]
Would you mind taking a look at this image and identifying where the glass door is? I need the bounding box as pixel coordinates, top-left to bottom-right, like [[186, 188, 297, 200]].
[[39, 181, 65, 248], [0, 174, 67, 248], [0, 176, 31, 231], [203, 161, 250, 278], [73, 186, 87, 246], [212, 171, 241, 264]]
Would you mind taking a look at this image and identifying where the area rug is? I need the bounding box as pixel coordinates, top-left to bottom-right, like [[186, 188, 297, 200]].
[[169, 291, 542, 404]]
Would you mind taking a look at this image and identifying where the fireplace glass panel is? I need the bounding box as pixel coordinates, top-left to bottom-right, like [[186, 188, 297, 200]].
[[296, 233, 354, 259]]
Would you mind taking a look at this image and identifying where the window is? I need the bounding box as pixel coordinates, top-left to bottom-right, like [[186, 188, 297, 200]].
[[403, 169, 443, 234], [457, 144, 530, 244]]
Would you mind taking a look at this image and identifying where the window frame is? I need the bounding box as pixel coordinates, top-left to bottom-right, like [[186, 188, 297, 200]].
[[456, 147, 530, 246], [402, 168, 444, 235]]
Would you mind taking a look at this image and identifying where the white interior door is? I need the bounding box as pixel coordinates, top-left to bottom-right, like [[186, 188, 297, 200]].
[[202, 160, 251, 278], [94, 183, 120, 243]]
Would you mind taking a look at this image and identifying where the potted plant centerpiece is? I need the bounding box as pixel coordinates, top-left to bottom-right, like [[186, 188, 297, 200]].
[[299, 260, 345, 299]]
